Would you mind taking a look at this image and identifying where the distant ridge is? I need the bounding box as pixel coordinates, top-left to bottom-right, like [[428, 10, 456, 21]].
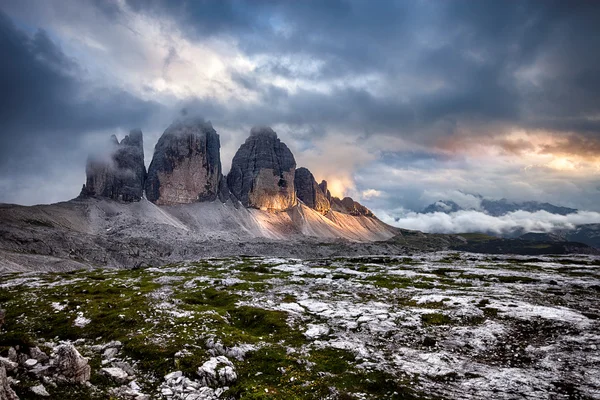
[[422, 197, 578, 216]]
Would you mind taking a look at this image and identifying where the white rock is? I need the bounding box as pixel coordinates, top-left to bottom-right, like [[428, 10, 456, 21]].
[[103, 341, 123, 350], [101, 367, 129, 383], [304, 324, 330, 339], [24, 358, 39, 368], [103, 347, 118, 359], [164, 370, 183, 380], [30, 384, 50, 397], [197, 356, 237, 387]]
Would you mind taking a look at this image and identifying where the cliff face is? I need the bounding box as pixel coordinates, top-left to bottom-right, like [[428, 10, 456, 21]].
[[294, 167, 330, 215], [145, 119, 226, 205], [227, 127, 297, 211], [80, 129, 146, 202]]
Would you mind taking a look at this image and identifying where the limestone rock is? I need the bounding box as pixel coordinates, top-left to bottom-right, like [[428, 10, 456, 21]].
[[145, 118, 225, 205], [196, 356, 237, 387], [0, 359, 16, 374], [80, 129, 146, 202], [101, 367, 129, 384], [30, 384, 50, 397], [29, 347, 49, 363], [227, 127, 296, 211], [0, 366, 18, 400], [330, 196, 375, 217], [294, 168, 330, 214], [52, 344, 91, 383]]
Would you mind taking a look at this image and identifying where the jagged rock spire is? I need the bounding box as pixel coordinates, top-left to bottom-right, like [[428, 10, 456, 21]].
[[80, 129, 146, 202], [294, 167, 330, 215]]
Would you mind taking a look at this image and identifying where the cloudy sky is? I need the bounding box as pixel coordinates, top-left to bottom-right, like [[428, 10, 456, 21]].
[[1, 0, 599, 229]]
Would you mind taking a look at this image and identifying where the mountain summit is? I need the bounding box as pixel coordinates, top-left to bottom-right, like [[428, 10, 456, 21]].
[[80, 129, 146, 202], [227, 127, 297, 211], [145, 118, 226, 205]]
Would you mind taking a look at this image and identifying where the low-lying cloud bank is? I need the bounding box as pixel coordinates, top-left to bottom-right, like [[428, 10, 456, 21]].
[[379, 210, 600, 235]]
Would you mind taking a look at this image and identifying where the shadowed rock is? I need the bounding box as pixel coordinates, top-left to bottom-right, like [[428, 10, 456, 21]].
[[80, 129, 146, 202], [295, 167, 330, 214], [145, 118, 227, 205], [227, 127, 296, 211]]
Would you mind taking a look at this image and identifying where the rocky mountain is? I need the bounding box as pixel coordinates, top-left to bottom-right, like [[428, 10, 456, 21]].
[[330, 196, 375, 217], [519, 224, 600, 249], [294, 167, 330, 215], [481, 199, 578, 217], [227, 127, 297, 211], [422, 198, 578, 216], [0, 118, 401, 271], [145, 118, 226, 205], [421, 200, 462, 214], [80, 129, 146, 202]]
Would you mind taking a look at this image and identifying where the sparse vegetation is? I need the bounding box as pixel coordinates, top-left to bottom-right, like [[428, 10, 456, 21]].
[[0, 253, 598, 399]]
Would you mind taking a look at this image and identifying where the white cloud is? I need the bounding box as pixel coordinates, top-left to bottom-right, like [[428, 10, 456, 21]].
[[384, 210, 600, 235], [361, 189, 383, 199]]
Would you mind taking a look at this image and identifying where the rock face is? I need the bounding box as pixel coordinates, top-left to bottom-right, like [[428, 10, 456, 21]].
[[331, 196, 375, 217], [80, 129, 146, 202], [227, 127, 297, 211], [318, 180, 331, 202], [145, 118, 226, 205], [294, 168, 330, 214]]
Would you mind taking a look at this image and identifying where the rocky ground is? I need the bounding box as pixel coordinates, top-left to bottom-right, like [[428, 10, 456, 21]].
[[0, 253, 599, 399]]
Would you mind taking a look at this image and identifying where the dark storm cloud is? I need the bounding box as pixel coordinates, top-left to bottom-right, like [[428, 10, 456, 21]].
[[119, 0, 600, 145], [1, 0, 600, 207], [0, 11, 159, 174]]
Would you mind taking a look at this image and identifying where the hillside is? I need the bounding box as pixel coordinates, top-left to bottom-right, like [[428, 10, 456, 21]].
[[0, 198, 403, 272]]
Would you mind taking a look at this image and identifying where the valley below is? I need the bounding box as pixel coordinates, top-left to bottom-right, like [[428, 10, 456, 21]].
[[1, 253, 599, 399]]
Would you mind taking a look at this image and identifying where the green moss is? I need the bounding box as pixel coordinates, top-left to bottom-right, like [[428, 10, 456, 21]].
[[421, 313, 452, 326]]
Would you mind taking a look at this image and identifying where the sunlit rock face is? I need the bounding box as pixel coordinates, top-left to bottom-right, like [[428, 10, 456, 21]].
[[227, 127, 297, 211], [294, 167, 330, 215], [80, 129, 146, 202], [318, 180, 332, 203], [145, 118, 225, 205]]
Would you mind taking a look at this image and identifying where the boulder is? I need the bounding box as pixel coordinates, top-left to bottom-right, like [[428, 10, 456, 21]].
[[145, 118, 226, 205], [101, 367, 129, 384], [0, 359, 16, 374], [51, 344, 91, 383], [196, 356, 237, 387], [80, 129, 146, 202], [294, 168, 330, 214], [227, 127, 296, 211], [29, 347, 49, 363], [30, 384, 50, 397]]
